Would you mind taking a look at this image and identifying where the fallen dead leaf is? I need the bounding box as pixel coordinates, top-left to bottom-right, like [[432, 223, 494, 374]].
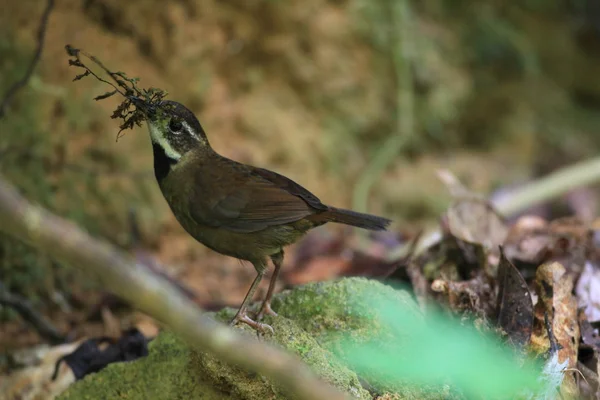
[[532, 262, 580, 366], [445, 199, 508, 250], [504, 217, 588, 279], [532, 262, 580, 398], [496, 250, 533, 347]]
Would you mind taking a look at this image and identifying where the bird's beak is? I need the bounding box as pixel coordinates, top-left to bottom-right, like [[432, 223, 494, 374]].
[[129, 96, 156, 120]]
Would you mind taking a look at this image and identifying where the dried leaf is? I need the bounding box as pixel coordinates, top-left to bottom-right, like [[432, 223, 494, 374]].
[[532, 262, 580, 369], [531, 262, 580, 396], [496, 249, 533, 347], [446, 199, 508, 250], [503, 216, 588, 274], [442, 199, 508, 278]]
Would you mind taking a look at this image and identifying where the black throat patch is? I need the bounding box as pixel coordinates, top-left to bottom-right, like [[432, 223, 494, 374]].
[[152, 142, 178, 182]]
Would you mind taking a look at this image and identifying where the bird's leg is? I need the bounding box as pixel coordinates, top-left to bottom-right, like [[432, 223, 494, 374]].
[[257, 250, 283, 321], [230, 260, 273, 333]]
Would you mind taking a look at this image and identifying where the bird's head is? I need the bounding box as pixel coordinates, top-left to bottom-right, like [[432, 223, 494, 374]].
[[132, 98, 209, 161]]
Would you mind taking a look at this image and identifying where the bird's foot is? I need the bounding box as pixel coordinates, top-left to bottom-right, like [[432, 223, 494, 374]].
[[256, 301, 278, 321], [230, 312, 274, 334]]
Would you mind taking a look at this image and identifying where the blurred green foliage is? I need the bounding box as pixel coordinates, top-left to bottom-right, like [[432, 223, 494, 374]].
[[338, 285, 544, 398]]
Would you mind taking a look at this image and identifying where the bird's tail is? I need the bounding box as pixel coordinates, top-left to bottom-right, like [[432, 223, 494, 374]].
[[322, 207, 391, 231]]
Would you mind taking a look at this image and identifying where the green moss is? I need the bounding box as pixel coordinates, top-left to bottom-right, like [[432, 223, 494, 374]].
[[60, 278, 454, 399], [61, 314, 371, 400], [271, 278, 416, 338], [59, 331, 224, 400], [193, 314, 370, 400], [272, 278, 445, 397]]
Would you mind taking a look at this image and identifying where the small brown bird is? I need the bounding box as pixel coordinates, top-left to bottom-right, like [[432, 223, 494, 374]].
[[134, 98, 391, 332]]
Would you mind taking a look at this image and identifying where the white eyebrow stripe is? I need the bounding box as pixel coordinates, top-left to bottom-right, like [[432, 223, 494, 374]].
[[182, 121, 200, 141]]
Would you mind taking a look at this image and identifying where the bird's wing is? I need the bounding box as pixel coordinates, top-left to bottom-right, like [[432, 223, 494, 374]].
[[189, 158, 327, 233]]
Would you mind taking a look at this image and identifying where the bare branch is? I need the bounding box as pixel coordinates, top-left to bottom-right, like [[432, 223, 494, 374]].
[[0, 0, 54, 118], [0, 175, 347, 400]]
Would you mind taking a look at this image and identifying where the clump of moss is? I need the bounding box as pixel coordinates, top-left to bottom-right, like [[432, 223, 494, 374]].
[[61, 312, 371, 400], [271, 278, 441, 397], [59, 331, 224, 400], [60, 278, 453, 400]]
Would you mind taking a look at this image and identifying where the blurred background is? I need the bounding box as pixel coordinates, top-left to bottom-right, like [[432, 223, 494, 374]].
[[2, 0, 600, 355]]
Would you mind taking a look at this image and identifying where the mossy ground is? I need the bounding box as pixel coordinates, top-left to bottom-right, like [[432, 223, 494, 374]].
[[59, 278, 452, 399]]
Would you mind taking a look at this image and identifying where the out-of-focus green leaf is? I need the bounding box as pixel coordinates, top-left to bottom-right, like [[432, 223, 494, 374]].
[[337, 285, 544, 398]]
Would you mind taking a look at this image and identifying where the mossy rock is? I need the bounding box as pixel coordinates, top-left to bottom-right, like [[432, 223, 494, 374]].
[[271, 278, 445, 398], [59, 278, 448, 399]]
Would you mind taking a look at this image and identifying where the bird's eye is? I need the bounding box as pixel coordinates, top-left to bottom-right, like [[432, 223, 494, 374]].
[[169, 119, 183, 133]]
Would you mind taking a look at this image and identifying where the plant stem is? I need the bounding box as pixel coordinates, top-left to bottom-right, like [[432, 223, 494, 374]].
[[493, 157, 600, 217]]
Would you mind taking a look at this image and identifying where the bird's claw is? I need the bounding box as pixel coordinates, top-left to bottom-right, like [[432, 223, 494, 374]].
[[256, 302, 278, 321], [230, 312, 274, 334]]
